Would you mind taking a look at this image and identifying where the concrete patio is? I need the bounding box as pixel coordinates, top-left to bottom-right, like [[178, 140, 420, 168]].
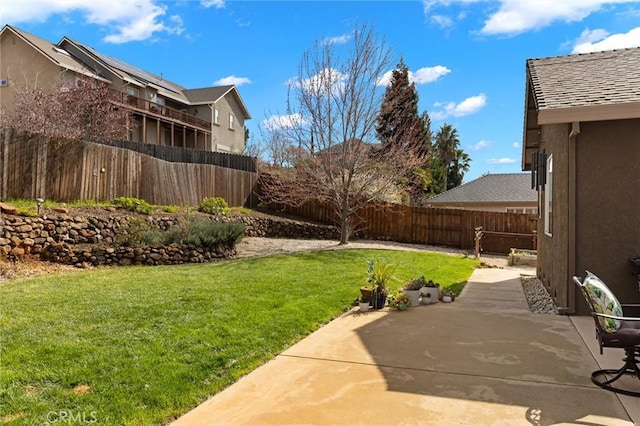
[[173, 267, 639, 425]]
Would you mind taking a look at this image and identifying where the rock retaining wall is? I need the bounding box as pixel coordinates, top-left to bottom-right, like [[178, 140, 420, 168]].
[[0, 212, 339, 267]]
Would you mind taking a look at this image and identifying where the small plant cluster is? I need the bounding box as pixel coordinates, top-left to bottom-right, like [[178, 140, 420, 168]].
[[119, 218, 246, 248], [388, 290, 411, 311], [358, 262, 452, 311], [404, 275, 428, 290], [197, 197, 229, 216], [112, 197, 154, 215]]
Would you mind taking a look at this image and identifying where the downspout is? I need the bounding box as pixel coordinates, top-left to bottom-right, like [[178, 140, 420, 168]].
[[566, 121, 580, 314], [209, 104, 215, 152]]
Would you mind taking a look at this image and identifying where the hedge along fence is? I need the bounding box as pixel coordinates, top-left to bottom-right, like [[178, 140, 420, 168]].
[[0, 128, 259, 207]]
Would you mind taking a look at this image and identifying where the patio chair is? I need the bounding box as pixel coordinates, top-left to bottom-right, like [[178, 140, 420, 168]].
[[573, 272, 640, 397]]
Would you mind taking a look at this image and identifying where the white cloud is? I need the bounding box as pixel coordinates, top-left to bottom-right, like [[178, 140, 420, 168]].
[[289, 68, 348, 97], [412, 66, 452, 84], [201, 0, 225, 8], [421, 0, 639, 36], [377, 65, 451, 86], [487, 157, 517, 164], [469, 140, 491, 151], [2, 0, 185, 44], [214, 75, 252, 86], [262, 114, 307, 131], [512, 142, 520, 148], [432, 93, 487, 119], [431, 14, 454, 28], [572, 26, 640, 53], [323, 33, 352, 45]]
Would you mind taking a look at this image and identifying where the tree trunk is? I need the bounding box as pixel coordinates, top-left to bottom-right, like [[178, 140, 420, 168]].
[[339, 197, 350, 245]]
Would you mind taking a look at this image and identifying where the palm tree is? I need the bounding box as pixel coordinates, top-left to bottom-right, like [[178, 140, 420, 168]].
[[434, 123, 460, 190], [447, 149, 471, 189]]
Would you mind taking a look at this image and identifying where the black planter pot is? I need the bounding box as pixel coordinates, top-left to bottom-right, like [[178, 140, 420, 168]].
[[372, 292, 387, 310]]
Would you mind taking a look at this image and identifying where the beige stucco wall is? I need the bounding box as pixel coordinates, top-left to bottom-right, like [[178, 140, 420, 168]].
[[574, 119, 640, 313], [427, 201, 537, 213], [0, 31, 61, 114], [211, 94, 246, 154]]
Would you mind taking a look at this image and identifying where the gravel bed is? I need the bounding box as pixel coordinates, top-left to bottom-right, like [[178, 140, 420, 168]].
[[521, 275, 559, 314]]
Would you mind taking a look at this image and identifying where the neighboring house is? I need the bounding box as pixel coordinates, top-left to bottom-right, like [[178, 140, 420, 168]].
[[0, 24, 250, 153], [425, 173, 538, 213], [522, 47, 640, 315]]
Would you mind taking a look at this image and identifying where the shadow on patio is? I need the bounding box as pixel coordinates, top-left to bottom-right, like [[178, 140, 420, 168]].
[[172, 268, 634, 425]]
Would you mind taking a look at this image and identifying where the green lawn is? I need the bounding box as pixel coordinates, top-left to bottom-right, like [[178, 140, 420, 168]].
[[0, 249, 478, 425]]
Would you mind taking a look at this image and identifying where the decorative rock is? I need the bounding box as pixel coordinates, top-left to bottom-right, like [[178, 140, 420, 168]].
[[0, 202, 18, 215]]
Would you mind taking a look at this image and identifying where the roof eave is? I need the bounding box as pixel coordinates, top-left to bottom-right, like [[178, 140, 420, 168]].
[[537, 102, 640, 125]]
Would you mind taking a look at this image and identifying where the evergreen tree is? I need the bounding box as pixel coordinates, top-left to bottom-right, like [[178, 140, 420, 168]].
[[376, 59, 432, 205]]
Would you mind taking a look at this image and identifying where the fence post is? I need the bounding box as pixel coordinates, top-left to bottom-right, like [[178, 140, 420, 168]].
[[532, 230, 537, 251], [474, 226, 483, 259]]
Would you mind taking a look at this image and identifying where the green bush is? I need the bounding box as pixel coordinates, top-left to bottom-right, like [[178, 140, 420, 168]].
[[161, 205, 180, 213], [197, 197, 229, 216], [117, 218, 151, 246], [112, 196, 154, 215], [140, 228, 177, 246], [183, 219, 245, 248]]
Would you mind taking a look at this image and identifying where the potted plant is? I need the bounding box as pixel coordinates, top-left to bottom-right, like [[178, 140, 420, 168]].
[[389, 290, 411, 311], [403, 276, 424, 307], [358, 294, 371, 312], [366, 260, 394, 309], [419, 278, 440, 305], [442, 288, 456, 303]]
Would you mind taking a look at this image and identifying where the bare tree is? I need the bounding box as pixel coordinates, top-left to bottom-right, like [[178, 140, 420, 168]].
[[1, 79, 134, 142], [260, 24, 426, 244]]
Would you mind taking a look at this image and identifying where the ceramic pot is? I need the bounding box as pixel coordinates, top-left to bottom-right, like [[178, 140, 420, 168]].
[[420, 286, 439, 304], [403, 289, 421, 307]]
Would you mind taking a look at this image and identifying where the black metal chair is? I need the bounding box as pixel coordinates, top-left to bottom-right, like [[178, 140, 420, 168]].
[[573, 272, 640, 397]]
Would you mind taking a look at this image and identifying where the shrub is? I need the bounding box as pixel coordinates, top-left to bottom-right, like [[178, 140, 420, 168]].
[[112, 197, 154, 215], [183, 219, 246, 248], [140, 229, 176, 246], [117, 218, 151, 246], [197, 197, 229, 216], [161, 205, 179, 213]]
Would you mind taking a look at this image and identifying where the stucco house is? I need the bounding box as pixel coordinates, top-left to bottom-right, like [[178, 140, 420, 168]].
[[0, 24, 250, 153], [426, 173, 538, 213], [522, 47, 640, 315]]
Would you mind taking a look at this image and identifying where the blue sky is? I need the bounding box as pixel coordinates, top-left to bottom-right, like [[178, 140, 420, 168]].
[[3, 0, 640, 182]]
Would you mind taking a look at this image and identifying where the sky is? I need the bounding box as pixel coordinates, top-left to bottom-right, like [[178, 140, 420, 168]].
[[2, 0, 640, 182]]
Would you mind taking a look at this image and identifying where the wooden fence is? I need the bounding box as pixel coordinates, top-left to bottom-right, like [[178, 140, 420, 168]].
[[0, 129, 258, 206], [276, 200, 538, 252]]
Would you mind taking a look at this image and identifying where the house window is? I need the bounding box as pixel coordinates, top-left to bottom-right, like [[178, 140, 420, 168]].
[[229, 113, 234, 130], [126, 87, 139, 98], [214, 108, 220, 125], [156, 96, 164, 106], [544, 155, 553, 236]]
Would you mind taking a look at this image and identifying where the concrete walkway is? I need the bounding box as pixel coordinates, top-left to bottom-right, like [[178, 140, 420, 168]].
[[173, 268, 636, 425]]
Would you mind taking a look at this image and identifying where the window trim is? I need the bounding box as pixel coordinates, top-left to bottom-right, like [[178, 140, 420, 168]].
[[544, 154, 553, 236], [229, 113, 234, 130], [214, 108, 220, 126]]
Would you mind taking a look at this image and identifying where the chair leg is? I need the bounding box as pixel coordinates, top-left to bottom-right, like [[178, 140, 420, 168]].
[[591, 348, 640, 397]]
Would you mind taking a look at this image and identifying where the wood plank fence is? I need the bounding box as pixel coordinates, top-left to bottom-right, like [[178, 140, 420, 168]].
[[0, 129, 258, 207], [276, 200, 538, 252]]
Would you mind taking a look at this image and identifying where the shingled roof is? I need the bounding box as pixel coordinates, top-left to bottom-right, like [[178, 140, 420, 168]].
[[427, 173, 536, 204], [526, 47, 640, 125]]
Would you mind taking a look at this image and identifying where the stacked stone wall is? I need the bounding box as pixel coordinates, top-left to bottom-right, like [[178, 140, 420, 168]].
[[0, 212, 339, 267]]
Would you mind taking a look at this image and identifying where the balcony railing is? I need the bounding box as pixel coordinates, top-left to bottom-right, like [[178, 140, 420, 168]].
[[109, 90, 211, 131]]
